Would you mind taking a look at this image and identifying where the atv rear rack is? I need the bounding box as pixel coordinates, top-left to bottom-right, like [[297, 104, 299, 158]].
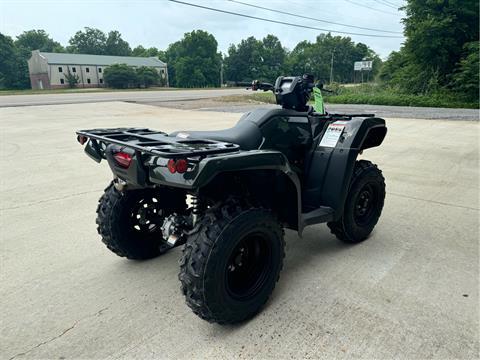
[[77, 127, 240, 158]]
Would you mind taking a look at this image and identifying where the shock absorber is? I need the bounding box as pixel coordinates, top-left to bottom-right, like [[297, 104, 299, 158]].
[[191, 195, 202, 225]]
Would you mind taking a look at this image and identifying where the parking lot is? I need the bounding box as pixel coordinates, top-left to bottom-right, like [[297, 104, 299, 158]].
[[1, 101, 478, 359]]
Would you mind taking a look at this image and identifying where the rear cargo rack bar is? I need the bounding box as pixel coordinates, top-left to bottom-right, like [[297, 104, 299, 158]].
[[77, 127, 240, 158]]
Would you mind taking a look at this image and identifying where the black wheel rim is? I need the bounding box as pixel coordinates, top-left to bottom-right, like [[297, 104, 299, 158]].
[[354, 183, 377, 226], [130, 196, 165, 234], [225, 233, 272, 301]]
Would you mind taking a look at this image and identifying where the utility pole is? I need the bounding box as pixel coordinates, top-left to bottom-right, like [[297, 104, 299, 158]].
[[329, 48, 336, 84], [220, 61, 224, 87]]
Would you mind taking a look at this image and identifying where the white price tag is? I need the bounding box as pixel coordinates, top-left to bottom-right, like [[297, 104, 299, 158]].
[[319, 122, 345, 148]]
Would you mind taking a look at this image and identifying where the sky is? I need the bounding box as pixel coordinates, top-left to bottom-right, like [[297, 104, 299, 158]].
[[0, 0, 406, 59]]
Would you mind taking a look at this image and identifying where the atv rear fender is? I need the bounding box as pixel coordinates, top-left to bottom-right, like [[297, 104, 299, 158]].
[[147, 150, 303, 230], [147, 149, 301, 193]]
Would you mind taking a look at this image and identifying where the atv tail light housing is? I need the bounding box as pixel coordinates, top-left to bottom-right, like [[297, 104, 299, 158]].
[[113, 151, 133, 168], [77, 135, 88, 145], [167, 159, 188, 174]]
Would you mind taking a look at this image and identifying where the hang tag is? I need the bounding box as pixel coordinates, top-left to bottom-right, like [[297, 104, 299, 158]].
[[319, 122, 345, 147]]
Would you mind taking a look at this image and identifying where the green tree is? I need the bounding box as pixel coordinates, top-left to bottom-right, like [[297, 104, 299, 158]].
[[381, 0, 479, 96], [378, 50, 407, 84], [64, 69, 79, 88], [224, 37, 264, 82], [132, 45, 147, 56], [0, 33, 20, 88], [105, 31, 131, 56], [68, 27, 107, 54], [136, 66, 160, 87], [103, 64, 138, 88], [15, 30, 64, 53], [261, 35, 287, 81], [224, 35, 287, 82], [403, 0, 478, 87], [450, 42, 479, 100], [10, 29, 64, 89], [165, 30, 221, 87], [132, 45, 161, 57], [285, 33, 380, 83]]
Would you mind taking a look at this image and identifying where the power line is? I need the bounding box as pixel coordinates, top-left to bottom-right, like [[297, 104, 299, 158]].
[[375, 0, 403, 10], [167, 0, 403, 38], [381, 0, 405, 8], [375, 0, 398, 9], [345, 0, 400, 15], [228, 0, 402, 34]]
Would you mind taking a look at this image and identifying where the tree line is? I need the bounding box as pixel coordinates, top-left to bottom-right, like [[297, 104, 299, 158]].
[[0, 27, 380, 90], [0, 0, 478, 101], [379, 0, 478, 100]]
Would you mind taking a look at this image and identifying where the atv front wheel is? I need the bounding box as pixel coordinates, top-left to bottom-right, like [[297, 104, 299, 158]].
[[328, 160, 385, 243], [96, 183, 186, 259], [179, 201, 285, 324]]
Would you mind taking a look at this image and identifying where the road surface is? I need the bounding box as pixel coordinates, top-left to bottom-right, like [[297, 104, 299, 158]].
[[0, 88, 250, 108], [193, 102, 480, 121], [1, 102, 478, 359]]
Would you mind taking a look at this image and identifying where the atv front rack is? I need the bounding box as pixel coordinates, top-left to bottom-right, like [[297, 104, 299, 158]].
[[76, 127, 240, 158]]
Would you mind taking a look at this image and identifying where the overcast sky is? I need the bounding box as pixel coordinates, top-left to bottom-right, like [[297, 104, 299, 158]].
[[0, 0, 406, 59]]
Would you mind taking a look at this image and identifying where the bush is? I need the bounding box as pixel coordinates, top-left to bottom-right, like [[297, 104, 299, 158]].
[[135, 66, 160, 88], [103, 63, 138, 88], [450, 42, 479, 100], [322, 84, 478, 109], [64, 69, 79, 88]]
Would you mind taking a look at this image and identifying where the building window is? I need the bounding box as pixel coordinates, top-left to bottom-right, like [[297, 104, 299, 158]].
[[58, 67, 63, 73], [87, 78, 91, 84], [99, 79, 103, 84], [86, 67, 89, 73], [160, 69, 164, 74], [60, 78, 65, 84], [98, 68, 102, 73], [72, 67, 76, 73]]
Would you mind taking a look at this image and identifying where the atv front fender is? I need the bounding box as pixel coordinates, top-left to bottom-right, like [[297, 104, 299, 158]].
[[303, 117, 387, 220]]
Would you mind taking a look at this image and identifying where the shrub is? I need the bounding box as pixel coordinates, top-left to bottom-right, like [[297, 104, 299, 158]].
[[135, 66, 160, 88], [64, 69, 79, 88], [103, 63, 138, 88]]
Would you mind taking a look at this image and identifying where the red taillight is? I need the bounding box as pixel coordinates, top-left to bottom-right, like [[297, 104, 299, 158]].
[[78, 135, 88, 145], [175, 159, 188, 173], [167, 158, 188, 174], [167, 159, 176, 173], [113, 152, 133, 168]]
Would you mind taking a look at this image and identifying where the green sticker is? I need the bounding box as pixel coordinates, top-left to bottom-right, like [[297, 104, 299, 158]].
[[313, 87, 325, 114]]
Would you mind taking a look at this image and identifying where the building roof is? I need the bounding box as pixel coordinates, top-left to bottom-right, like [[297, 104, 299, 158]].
[[37, 51, 166, 67]]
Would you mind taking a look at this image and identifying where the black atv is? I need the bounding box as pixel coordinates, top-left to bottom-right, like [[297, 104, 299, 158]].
[[77, 74, 387, 324]]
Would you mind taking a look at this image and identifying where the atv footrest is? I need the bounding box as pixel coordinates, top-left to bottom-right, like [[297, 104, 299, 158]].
[[301, 206, 335, 226]]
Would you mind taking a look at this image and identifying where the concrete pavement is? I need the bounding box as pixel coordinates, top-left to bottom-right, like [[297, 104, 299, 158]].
[[0, 88, 250, 108], [1, 102, 478, 359]]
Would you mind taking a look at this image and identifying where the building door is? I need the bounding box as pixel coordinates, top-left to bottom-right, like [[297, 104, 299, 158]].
[[37, 80, 43, 90]]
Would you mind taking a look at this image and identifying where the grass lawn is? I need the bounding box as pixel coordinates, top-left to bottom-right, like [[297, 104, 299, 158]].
[[219, 85, 479, 109]]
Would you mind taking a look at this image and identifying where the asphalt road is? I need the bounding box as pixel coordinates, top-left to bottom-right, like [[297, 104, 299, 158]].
[[195, 103, 480, 121], [1, 102, 478, 359], [0, 88, 250, 108]]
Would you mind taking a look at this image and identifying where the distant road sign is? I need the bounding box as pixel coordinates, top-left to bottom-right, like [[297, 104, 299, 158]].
[[354, 61, 373, 71]]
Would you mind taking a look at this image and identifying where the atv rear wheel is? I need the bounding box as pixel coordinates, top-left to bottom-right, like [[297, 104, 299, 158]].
[[179, 200, 285, 324], [96, 183, 186, 259], [327, 160, 385, 243]]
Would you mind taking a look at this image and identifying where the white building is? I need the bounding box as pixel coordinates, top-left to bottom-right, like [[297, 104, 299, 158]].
[[28, 50, 168, 89]]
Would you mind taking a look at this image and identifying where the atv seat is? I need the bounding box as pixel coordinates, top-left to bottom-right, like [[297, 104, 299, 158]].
[[170, 119, 263, 150]]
